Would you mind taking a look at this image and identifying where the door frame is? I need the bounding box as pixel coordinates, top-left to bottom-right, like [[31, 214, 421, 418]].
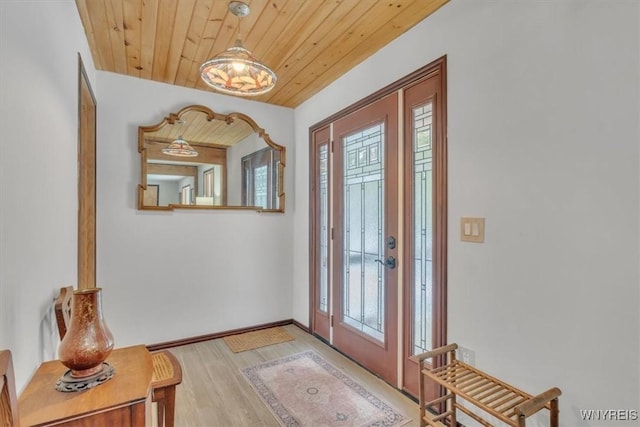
[[309, 56, 448, 393], [78, 53, 97, 290]]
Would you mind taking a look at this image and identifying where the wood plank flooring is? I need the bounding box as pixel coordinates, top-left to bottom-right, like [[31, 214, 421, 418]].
[[160, 324, 420, 426]]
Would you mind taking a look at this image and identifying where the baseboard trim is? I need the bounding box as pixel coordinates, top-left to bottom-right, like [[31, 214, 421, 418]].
[[146, 319, 296, 352], [291, 319, 309, 333]]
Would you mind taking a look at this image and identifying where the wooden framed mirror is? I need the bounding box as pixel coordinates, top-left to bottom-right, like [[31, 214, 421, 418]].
[[137, 105, 285, 213]]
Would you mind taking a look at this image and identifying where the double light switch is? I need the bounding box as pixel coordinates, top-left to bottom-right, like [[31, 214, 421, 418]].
[[460, 217, 485, 243]]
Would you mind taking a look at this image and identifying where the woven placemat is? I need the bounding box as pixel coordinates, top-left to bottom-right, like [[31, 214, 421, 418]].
[[223, 327, 295, 353]]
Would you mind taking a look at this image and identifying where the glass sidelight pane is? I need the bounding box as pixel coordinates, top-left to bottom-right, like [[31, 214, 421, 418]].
[[318, 143, 329, 313], [342, 123, 385, 342], [253, 165, 268, 208], [412, 102, 434, 355]]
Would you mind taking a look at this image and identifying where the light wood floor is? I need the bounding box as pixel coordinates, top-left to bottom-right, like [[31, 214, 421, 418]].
[[161, 324, 421, 426]]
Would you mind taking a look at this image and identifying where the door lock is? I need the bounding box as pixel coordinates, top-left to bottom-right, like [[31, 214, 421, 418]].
[[386, 236, 396, 250]]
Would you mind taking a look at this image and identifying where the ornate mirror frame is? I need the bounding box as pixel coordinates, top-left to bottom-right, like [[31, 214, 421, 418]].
[[137, 105, 285, 213]]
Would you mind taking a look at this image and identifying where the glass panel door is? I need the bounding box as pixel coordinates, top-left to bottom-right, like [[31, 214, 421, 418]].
[[332, 93, 398, 385]]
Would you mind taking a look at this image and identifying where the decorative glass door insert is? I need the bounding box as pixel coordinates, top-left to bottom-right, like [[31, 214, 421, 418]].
[[319, 143, 329, 314], [342, 123, 386, 342], [412, 102, 433, 356]]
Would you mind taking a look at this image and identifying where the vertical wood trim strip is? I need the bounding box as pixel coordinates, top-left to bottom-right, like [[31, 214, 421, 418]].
[[78, 54, 97, 290]]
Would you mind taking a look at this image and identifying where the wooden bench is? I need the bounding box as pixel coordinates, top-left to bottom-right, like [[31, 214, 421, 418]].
[[412, 343, 561, 427]]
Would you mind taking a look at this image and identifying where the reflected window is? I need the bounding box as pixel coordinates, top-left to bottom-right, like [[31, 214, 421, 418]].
[[242, 147, 281, 209], [180, 184, 192, 204], [253, 165, 268, 208], [203, 168, 214, 198]]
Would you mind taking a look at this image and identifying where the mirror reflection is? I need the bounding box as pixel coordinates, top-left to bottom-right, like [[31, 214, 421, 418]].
[[137, 105, 285, 212]]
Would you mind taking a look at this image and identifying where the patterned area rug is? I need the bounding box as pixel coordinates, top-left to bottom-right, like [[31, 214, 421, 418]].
[[223, 327, 295, 353], [241, 351, 410, 427]]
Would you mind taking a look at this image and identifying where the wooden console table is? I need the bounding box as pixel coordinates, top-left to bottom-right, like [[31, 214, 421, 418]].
[[413, 343, 561, 427], [19, 345, 153, 426]]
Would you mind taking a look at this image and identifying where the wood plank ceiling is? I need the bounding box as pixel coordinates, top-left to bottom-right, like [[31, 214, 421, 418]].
[[75, 0, 448, 108]]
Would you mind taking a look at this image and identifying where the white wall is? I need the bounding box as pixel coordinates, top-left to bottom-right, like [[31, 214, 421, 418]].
[[292, 1, 639, 426], [0, 1, 96, 389], [0, 1, 295, 391], [96, 72, 295, 348], [147, 178, 180, 206]]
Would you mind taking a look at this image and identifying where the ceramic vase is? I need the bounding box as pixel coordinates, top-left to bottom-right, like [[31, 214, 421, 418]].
[[58, 288, 114, 378]]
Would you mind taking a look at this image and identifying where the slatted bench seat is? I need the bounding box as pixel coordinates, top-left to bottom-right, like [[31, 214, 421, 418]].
[[412, 343, 561, 427]]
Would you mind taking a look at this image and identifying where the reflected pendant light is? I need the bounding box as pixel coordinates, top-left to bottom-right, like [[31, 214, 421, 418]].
[[161, 120, 198, 157], [200, 1, 277, 96]]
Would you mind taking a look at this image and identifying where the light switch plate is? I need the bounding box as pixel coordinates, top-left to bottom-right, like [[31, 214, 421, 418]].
[[461, 217, 485, 243]]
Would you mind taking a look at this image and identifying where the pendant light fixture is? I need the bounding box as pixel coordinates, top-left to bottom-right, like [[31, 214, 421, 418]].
[[200, 1, 277, 96], [161, 119, 198, 157]]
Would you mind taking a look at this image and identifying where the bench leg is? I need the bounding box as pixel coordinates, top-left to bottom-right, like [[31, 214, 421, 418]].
[[449, 393, 456, 427], [550, 398, 559, 427], [418, 363, 426, 427]]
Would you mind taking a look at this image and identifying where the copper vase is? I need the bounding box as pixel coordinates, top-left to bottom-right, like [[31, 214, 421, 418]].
[[58, 288, 114, 378]]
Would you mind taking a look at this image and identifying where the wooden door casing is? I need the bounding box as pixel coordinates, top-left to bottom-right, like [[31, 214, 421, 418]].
[[78, 54, 97, 290]]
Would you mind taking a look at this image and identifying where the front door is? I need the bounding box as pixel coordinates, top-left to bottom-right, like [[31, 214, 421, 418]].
[[310, 57, 447, 399], [331, 94, 399, 385]]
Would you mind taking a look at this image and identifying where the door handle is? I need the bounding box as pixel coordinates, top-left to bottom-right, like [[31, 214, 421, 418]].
[[375, 256, 396, 270]]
